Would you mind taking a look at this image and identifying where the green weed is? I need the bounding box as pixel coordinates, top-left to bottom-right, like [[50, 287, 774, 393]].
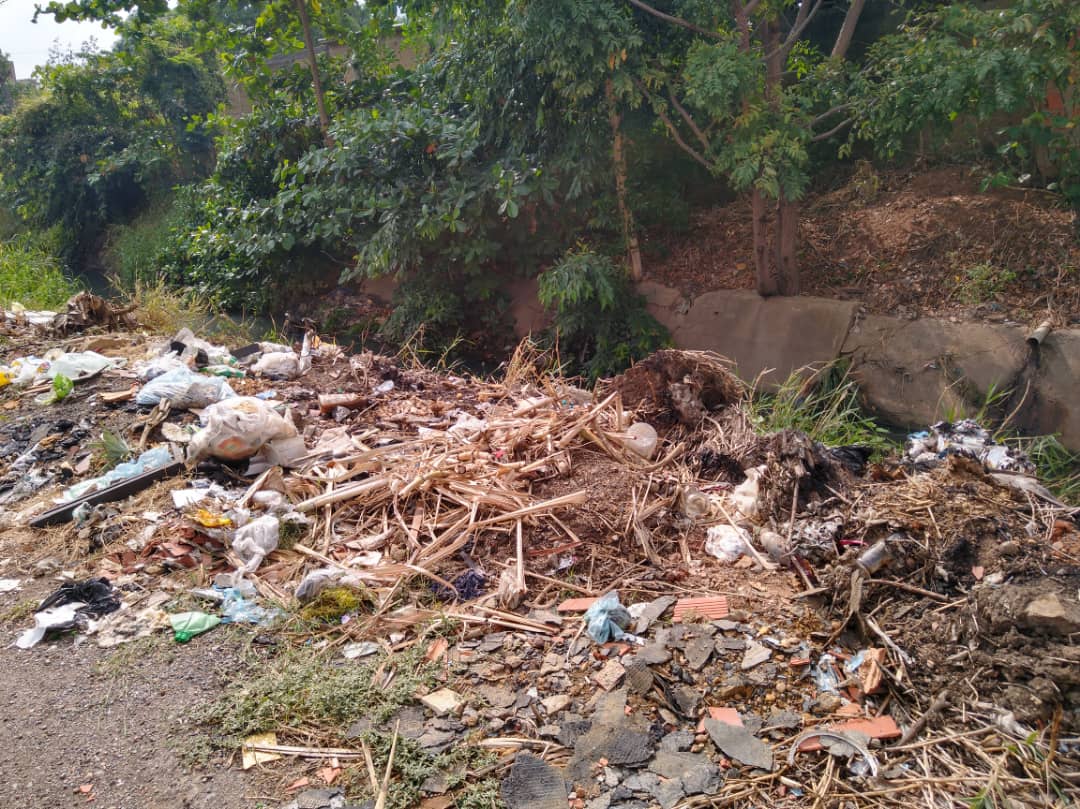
[[0, 597, 37, 625], [196, 643, 438, 747], [0, 236, 80, 310], [954, 262, 1017, 304], [750, 361, 895, 456], [1006, 434, 1080, 505]]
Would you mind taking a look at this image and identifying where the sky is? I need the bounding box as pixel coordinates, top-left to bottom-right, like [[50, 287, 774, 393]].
[[1, 0, 119, 79]]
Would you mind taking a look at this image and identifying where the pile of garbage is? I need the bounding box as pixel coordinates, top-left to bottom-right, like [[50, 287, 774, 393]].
[[0, 307, 1077, 809]]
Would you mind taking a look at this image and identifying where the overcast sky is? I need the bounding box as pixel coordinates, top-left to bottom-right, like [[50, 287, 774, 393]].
[[1, 0, 119, 79]]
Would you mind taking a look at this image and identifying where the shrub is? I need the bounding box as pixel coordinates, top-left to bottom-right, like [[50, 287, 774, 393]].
[[538, 248, 669, 380]]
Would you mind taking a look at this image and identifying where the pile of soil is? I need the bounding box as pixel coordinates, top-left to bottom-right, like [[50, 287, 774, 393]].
[[647, 166, 1080, 324]]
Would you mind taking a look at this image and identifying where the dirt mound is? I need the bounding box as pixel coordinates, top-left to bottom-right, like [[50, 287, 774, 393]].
[[648, 166, 1080, 323]]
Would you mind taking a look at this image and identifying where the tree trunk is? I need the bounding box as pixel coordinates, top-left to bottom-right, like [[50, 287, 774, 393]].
[[752, 188, 778, 296], [605, 80, 643, 281], [831, 0, 866, 60], [295, 0, 333, 146]]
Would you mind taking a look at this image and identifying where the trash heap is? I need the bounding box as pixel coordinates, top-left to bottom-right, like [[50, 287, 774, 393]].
[[0, 303, 1077, 809]]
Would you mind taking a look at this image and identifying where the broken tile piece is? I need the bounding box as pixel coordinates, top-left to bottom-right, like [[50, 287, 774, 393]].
[[704, 719, 774, 771], [477, 685, 516, 709], [557, 596, 598, 613], [593, 658, 626, 691], [673, 596, 729, 622], [634, 644, 671, 665], [501, 751, 568, 809], [420, 688, 463, 716], [798, 715, 901, 752], [697, 706, 743, 733]]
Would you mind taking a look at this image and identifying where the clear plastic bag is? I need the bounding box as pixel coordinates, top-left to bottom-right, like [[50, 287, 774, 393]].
[[186, 396, 300, 463], [136, 367, 236, 409], [232, 514, 280, 573]]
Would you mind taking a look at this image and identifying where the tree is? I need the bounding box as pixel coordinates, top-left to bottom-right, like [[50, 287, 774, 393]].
[[850, 0, 1080, 210], [0, 14, 223, 260]]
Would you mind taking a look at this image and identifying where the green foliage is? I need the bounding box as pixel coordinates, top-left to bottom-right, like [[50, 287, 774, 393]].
[[852, 0, 1080, 208], [0, 15, 223, 262], [750, 361, 895, 456], [0, 236, 81, 309], [103, 193, 189, 288], [199, 644, 438, 745], [538, 248, 669, 380], [953, 262, 1018, 305]]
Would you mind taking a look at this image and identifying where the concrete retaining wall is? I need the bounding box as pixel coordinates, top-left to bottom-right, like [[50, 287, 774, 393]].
[[641, 281, 1080, 451]]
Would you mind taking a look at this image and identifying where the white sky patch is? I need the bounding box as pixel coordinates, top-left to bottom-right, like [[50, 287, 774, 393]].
[[1, 0, 119, 79]]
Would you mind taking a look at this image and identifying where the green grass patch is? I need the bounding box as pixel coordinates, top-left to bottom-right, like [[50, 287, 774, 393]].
[[750, 361, 895, 457], [0, 235, 80, 310]]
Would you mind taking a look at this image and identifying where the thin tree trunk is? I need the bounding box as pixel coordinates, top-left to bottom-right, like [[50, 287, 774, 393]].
[[296, 0, 333, 146], [830, 0, 866, 60], [605, 80, 643, 281], [752, 189, 778, 296]]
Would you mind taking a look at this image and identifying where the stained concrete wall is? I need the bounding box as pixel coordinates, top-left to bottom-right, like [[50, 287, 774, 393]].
[[640, 281, 1080, 451]]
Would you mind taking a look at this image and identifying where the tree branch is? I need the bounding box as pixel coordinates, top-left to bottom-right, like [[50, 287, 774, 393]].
[[770, 0, 824, 60], [740, 0, 763, 16], [668, 88, 711, 151], [811, 117, 853, 142], [635, 79, 713, 169], [811, 103, 852, 127], [625, 0, 723, 40]]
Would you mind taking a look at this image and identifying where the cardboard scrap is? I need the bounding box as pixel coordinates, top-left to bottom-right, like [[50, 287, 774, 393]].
[[242, 732, 282, 769]]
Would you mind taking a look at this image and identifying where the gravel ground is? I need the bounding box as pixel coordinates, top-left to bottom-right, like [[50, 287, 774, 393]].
[[0, 580, 256, 809]]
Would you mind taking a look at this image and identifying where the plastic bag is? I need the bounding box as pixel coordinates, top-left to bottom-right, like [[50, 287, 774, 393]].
[[583, 591, 632, 643], [35, 372, 73, 405], [187, 396, 299, 463], [219, 587, 279, 626], [251, 332, 312, 380], [232, 514, 280, 573], [136, 367, 236, 409], [170, 611, 221, 643], [136, 353, 187, 382], [45, 351, 118, 381], [705, 524, 749, 563], [62, 445, 175, 501]]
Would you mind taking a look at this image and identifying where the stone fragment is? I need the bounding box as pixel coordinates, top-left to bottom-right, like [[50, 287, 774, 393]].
[[540, 652, 564, 675], [704, 719, 774, 771], [635, 644, 671, 665], [685, 635, 714, 670], [593, 658, 626, 691], [671, 684, 701, 718], [740, 640, 772, 670], [1021, 592, 1080, 635], [420, 688, 463, 716], [633, 595, 677, 633], [557, 716, 591, 748], [501, 752, 568, 809], [659, 730, 695, 752], [294, 788, 345, 809], [649, 750, 722, 795], [542, 694, 572, 714]]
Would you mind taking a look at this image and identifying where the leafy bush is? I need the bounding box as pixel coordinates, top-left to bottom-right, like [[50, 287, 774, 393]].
[[0, 236, 81, 310], [538, 248, 669, 380], [0, 15, 222, 262], [103, 193, 191, 289]]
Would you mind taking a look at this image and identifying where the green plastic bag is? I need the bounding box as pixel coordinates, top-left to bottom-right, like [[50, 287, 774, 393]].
[[34, 372, 74, 405], [170, 611, 221, 643]]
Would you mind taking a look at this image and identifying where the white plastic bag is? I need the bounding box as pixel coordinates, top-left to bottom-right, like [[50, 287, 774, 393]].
[[187, 396, 299, 463], [705, 524, 750, 563], [45, 351, 119, 381], [232, 514, 280, 574], [251, 332, 312, 380], [136, 367, 236, 409]]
